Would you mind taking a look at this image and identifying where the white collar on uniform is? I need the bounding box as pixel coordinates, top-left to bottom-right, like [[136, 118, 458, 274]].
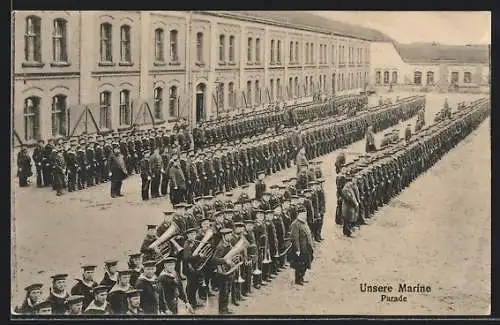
[[85, 300, 108, 311]]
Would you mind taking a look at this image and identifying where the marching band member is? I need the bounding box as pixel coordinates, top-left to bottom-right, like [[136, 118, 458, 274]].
[[212, 228, 235, 315], [183, 227, 204, 309], [243, 219, 257, 296], [140, 225, 158, 254]]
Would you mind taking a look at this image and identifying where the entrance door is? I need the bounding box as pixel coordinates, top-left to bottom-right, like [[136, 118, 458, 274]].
[[195, 83, 206, 123]]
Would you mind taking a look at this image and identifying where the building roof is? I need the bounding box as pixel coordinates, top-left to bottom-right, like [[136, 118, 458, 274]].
[[394, 42, 490, 64], [220, 11, 394, 42]]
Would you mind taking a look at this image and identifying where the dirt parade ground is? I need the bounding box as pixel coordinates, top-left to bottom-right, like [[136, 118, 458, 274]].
[[11, 92, 490, 315]]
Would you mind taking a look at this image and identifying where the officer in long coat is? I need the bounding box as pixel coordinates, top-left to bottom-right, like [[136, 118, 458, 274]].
[[32, 140, 45, 187], [106, 144, 128, 198], [169, 157, 187, 205], [341, 176, 360, 237], [289, 207, 314, 285], [17, 146, 32, 187]]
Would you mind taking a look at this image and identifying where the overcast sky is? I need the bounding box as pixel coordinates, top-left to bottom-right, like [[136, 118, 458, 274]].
[[313, 11, 491, 45]]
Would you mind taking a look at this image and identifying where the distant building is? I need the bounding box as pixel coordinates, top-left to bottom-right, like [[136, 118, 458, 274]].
[[12, 10, 373, 144], [370, 41, 490, 92]]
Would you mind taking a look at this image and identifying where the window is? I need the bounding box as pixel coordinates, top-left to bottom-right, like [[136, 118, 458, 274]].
[[289, 41, 293, 63], [217, 83, 225, 111], [392, 71, 398, 84], [155, 29, 165, 62], [310, 76, 314, 93], [229, 35, 235, 63], [294, 77, 299, 97], [246, 81, 252, 107], [196, 32, 203, 63], [154, 87, 163, 120], [228, 82, 235, 109], [119, 90, 131, 125], [255, 38, 261, 63], [255, 80, 260, 105], [219, 34, 225, 62], [464, 71, 472, 83], [383, 71, 390, 84], [305, 43, 309, 63], [414, 71, 422, 85], [99, 91, 111, 129], [331, 45, 335, 64], [288, 77, 293, 99], [120, 25, 131, 63], [276, 78, 281, 100], [100, 23, 112, 62], [319, 45, 323, 63], [426, 71, 434, 85], [25, 16, 42, 63], [170, 30, 178, 62], [375, 71, 381, 85], [305, 76, 308, 95], [310, 43, 314, 64], [169, 86, 178, 117], [451, 71, 459, 84], [24, 96, 40, 141], [52, 19, 68, 62], [270, 40, 275, 64], [51, 95, 67, 137], [277, 40, 281, 64], [247, 37, 253, 62], [269, 79, 274, 101], [295, 41, 299, 63]]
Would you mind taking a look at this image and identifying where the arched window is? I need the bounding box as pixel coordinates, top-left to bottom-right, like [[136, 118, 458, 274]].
[[119, 90, 131, 125], [255, 80, 260, 105], [24, 96, 40, 141], [464, 71, 472, 83], [383, 71, 390, 84], [246, 81, 252, 107], [392, 71, 398, 84], [269, 79, 274, 101], [309, 76, 314, 93], [276, 78, 281, 100], [219, 34, 225, 62], [247, 37, 253, 62], [295, 41, 299, 63], [100, 23, 112, 62], [310, 43, 314, 64], [331, 45, 335, 64], [120, 25, 131, 62], [155, 28, 164, 62], [270, 40, 275, 64], [375, 71, 381, 85], [305, 43, 309, 63], [51, 95, 67, 137], [305, 76, 309, 96], [25, 16, 42, 62], [196, 32, 203, 63], [217, 82, 225, 111], [169, 86, 178, 117], [255, 38, 261, 63], [229, 35, 235, 63], [289, 41, 293, 63], [288, 77, 293, 99], [99, 91, 111, 129], [228, 82, 235, 109], [277, 40, 281, 64], [170, 30, 178, 62], [52, 19, 67, 62], [426, 71, 434, 85], [154, 87, 163, 120], [294, 77, 299, 97]]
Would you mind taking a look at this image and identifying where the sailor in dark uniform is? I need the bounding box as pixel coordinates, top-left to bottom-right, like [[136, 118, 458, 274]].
[[70, 264, 98, 311], [134, 260, 160, 315], [64, 295, 85, 315], [125, 289, 144, 315], [99, 260, 119, 290], [157, 257, 192, 315], [107, 269, 133, 314], [46, 273, 70, 315], [128, 253, 143, 287], [33, 300, 53, 315], [254, 170, 266, 201], [14, 283, 44, 315], [83, 285, 110, 315]]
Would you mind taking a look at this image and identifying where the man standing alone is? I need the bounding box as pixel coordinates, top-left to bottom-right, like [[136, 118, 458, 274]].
[[107, 142, 128, 198], [289, 207, 314, 285]]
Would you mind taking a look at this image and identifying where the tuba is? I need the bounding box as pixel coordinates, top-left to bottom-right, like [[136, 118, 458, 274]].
[[191, 228, 217, 272], [217, 237, 249, 276], [148, 217, 185, 260]]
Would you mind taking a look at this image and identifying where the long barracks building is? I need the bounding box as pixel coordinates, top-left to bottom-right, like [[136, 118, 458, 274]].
[[12, 10, 375, 145]]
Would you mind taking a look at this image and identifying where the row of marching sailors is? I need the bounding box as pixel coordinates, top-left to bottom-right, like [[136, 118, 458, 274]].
[[335, 97, 490, 237], [191, 94, 368, 149], [139, 169, 326, 314]]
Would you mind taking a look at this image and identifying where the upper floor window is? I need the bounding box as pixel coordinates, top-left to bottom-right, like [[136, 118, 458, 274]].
[[270, 39, 275, 64], [170, 30, 178, 62], [331, 45, 335, 64], [464, 71, 472, 83], [196, 32, 203, 63], [24, 96, 40, 141], [276, 40, 281, 64], [392, 71, 398, 84], [119, 90, 131, 125], [229, 35, 235, 63], [120, 25, 131, 63], [414, 71, 422, 85], [289, 41, 293, 63], [153, 87, 163, 120], [310, 43, 314, 64], [51, 95, 67, 137], [52, 19, 68, 62], [155, 28, 164, 62], [247, 37, 253, 62], [383, 71, 390, 84], [305, 43, 309, 63], [217, 83, 225, 111], [100, 23, 112, 62], [219, 34, 225, 62], [294, 41, 299, 63], [255, 38, 261, 63], [25, 16, 42, 63], [99, 91, 111, 129]]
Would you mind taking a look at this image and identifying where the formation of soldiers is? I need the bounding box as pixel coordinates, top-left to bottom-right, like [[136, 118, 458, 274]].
[[336, 97, 490, 237], [14, 163, 326, 316]]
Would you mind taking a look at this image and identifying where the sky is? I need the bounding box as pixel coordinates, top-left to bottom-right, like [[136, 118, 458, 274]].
[[313, 11, 491, 45]]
